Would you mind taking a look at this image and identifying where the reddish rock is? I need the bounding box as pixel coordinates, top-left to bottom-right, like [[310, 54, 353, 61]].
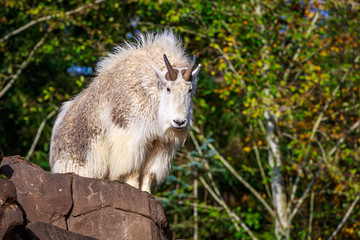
[[26, 222, 97, 240], [0, 178, 17, 206], [71, 175, 169, 224], [68, 207, 167, 240], [69, 175, 171, 239], [0, 205, 24, 239], [0, 178, 24, 239], [0, 156, 72, 229], [0, 156, 172, 239]]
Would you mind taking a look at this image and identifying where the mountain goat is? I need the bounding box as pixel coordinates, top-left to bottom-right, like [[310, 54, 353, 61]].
[[49, 31, 200, 193]]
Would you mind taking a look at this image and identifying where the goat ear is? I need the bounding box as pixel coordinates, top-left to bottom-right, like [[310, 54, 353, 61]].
[[191, 64, 201, 81], [152, 65, 168, 86]]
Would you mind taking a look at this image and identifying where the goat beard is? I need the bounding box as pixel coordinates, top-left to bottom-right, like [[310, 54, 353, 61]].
[[159, 121, 189, 145]]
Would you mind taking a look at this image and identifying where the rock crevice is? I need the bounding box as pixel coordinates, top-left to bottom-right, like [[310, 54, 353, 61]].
[[64, 175, 74, 231]]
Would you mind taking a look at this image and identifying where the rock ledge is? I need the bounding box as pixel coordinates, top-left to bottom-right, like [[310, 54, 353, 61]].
[[0, 156, 171, 240]]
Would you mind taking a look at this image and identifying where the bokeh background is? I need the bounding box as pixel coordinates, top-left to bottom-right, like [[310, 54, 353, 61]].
[[1, 0, 360, 239]]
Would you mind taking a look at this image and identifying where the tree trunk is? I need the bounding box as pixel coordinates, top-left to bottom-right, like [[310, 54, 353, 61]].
[[264, 107, 289, 239]]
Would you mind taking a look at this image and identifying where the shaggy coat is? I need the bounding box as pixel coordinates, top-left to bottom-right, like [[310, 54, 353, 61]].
[[49, 31, 200, 193]]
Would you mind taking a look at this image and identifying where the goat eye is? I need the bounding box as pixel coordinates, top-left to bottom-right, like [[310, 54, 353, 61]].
[[188, 88, 192, 93], [167, 88, 171, 93]]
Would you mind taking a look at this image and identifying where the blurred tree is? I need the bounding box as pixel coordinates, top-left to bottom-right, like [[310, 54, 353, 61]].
[[1, 0, 360, 239]]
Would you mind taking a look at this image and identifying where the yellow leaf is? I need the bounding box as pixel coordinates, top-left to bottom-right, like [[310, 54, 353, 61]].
[[314, 65, 321, 71], [243, 146, 251, 153], [213, 43, 220, 49], [308, 11, 315, 18]]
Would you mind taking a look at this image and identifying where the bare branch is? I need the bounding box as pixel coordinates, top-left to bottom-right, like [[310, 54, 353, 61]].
[[199, 177, 240, 232], [26, 108, 58, 160], [282, 11, 319, 81], [289, 139, 326, 221], [193, 126, 276, 219], [292, 39, 330, 83], [138, 21, 207, 38], [190, 131, 203, 157], [307, 188, 315, 240], [328, 191, 360, 240], [155, 196, 224, 211], [300, 40, 331, 65], [213, 46, 246, 87], [328, 119, 360, 157], [309, 55, 360, 142], [190, 131, 221, 196], [0, 0, 107, 44], [193, 177, 198, 240], [0, 34, 48, 98], [289, 170, 319, 221], [296, 63, 360, 217], [200, 176, 258, 240], [286, 134, 306, 214], [253, 143, 272, 201], [287, 169, 302, 215]]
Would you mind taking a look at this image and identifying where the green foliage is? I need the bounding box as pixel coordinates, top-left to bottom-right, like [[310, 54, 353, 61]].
[[1, 0, 360, 239]]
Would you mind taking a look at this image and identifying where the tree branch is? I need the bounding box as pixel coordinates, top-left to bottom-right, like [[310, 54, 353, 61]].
[[26, 108, 58, 160], [285, 136, 307, 214], [287, 169, 302, 215], [214, 45, 246, 87], [155, 196, 224, 211], [0, 0, 107, 44], [287, 56, 360, 220], [289, 138, 326, 221], [290, 64, 358, 218], [253, 142, 272, 201], [307, 188, 315, 240], [289, 169, 319, 221], [193, 177, 198, 240], [0, 34, 48, 98], [138, 21, 207, 38], [193, 126, 276, 219], [282, 11, 319, 81], [328, 191, 360, 240], [200, 176, 258, 240], [328, 119, 360, 157], [190, 131, 222, 197], [309, 55, 360, 142]]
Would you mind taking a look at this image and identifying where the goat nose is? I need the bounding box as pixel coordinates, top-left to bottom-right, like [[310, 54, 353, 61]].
[[173, 119, 186, 126]]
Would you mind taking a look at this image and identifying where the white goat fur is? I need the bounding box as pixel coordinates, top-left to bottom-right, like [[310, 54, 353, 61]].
[[49, 31, 200, 193]]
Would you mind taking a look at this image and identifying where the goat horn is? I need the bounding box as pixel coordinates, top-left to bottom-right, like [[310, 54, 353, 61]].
[[163, 54, 177, 81], [183, 55, 196, 81]]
